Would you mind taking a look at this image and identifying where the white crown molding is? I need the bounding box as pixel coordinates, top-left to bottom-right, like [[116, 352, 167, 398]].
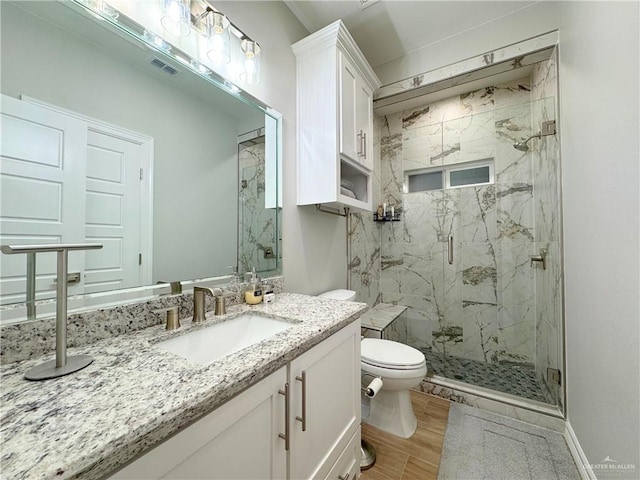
[[292, 20, 381, 90]]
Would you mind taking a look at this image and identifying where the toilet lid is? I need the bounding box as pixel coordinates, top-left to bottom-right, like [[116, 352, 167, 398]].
[[318, 289, 356, 301], [361, 339, 425, 369]]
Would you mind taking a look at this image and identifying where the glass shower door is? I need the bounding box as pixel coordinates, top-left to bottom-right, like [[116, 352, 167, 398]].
[[437, 109, 499, 387], [398, 110, 447, 376], [531, 96, 563, 407], [435, 99, 562, 407]]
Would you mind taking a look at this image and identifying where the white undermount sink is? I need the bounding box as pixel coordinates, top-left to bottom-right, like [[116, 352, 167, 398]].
[[155, 314, 295, 366]]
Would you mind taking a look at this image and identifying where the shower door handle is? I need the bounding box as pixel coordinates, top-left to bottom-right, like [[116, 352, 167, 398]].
[[448, 236, 454, 265]]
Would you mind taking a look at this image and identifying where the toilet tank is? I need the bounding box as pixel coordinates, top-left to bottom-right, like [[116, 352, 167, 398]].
[[319, 289, 356, 301]]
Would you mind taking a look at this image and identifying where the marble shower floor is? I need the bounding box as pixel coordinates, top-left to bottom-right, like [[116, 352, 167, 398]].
[[421, 348, 551, 404]]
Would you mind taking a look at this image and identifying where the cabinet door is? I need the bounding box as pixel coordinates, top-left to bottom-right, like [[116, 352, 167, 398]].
[[289, 321, 361, 480], [110, 367, 288, 480], [355, 78, 374, 171], [324, 428, 361, 480], [339, 51, 358, 163]]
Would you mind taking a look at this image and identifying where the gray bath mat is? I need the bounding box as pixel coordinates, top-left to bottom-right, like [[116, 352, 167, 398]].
[[438, 403, 580, 480]]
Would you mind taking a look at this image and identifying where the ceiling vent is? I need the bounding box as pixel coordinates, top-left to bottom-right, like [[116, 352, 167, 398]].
[[149, 57, 179, 75]]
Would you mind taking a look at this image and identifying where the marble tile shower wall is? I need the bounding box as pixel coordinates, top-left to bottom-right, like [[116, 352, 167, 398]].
[[349, 114, 383, 306], [238, 138, 277, 273], [531, 49, 562, 404], [350, 75, 560, 382]]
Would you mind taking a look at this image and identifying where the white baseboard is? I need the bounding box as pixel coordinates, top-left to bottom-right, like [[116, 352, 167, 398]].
[[565, 420, 597, 480]]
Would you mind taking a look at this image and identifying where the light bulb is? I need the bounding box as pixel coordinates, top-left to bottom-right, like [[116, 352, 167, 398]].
[[143, 30, 172, 51], [205, 12, 230, 65], [240, 38, 261, 84], [160, 0, 191, 37]]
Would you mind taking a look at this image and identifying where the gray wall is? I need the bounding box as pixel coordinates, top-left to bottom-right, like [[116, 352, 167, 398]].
[[559, 1, 639, 473]]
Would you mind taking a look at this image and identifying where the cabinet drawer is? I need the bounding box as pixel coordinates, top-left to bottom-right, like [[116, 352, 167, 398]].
[[325, 427, 361, 480]]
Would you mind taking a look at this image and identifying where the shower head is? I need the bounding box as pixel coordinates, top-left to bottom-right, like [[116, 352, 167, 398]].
[[513, 133, 542, 152]]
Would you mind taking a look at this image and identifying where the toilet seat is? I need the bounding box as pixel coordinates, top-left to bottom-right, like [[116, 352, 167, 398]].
[[361, 338, 426, 370]]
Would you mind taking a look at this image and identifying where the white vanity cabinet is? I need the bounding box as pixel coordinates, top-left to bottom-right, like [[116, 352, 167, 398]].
[[293, 20, 380, 212], [289, 320, 361, 479], [109, 320, 361, 480], [111, 367, 288, 480]]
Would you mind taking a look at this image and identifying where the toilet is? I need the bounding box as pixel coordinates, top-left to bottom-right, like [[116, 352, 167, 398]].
[[319, 290, 428, 439], [360, 338, 427, 438]]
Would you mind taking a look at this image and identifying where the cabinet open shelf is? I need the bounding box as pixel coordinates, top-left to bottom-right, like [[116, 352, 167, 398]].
[[340, 160, 370, 205]]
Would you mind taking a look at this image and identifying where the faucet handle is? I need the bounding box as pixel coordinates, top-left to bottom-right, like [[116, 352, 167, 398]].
[[214, 292, 226, 316], [154, 306, 180, 330]]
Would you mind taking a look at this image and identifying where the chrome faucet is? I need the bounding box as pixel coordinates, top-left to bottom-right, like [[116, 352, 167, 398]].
[[193, 286, 224, 322]]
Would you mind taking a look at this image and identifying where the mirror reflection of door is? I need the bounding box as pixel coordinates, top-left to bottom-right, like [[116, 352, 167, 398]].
[[0, 94, 152, 304]]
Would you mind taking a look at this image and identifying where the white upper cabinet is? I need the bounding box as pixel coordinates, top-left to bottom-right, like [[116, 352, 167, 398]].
[[293, 20, 381, 211], [339, 51, 374, 170]]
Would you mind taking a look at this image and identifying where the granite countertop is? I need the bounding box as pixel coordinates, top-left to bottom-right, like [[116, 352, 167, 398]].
[[0, 293, 367, 480]]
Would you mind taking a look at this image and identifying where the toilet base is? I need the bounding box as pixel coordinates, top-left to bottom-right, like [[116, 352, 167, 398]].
[[363, 389, 417, 438]]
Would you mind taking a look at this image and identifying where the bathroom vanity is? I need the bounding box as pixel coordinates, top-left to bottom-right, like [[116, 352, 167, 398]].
[[0, 294, 366, 479]]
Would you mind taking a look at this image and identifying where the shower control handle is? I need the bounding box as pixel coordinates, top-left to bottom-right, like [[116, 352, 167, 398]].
[[448, 236, 454, 265], [530, 248, 548, 270]]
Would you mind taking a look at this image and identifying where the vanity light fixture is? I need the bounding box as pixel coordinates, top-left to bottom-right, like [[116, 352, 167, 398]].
[[160, 0, 191, 37], [202, 10, 231, 65], [190, 59, 211, 76], [75, 0, 264, 85], [240, 37, 261, 85], [143, 30, 172, 52], [223, 80, 241, 94], [82, 0, 119, 20]]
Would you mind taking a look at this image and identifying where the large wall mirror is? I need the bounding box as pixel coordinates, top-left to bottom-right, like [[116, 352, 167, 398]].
[[0, 1, 282, 323]]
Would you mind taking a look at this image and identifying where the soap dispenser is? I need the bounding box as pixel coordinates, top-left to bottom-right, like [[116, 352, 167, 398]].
[[244, 267, 263, 305]]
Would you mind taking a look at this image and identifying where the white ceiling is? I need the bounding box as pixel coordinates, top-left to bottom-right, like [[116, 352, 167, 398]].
[[284, 1, 537, 69]]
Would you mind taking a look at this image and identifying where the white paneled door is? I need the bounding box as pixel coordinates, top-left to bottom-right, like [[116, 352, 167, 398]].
[[0, 94, 87, 303], [84, 128, 144, 293], [0, 94, 152, 304]]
